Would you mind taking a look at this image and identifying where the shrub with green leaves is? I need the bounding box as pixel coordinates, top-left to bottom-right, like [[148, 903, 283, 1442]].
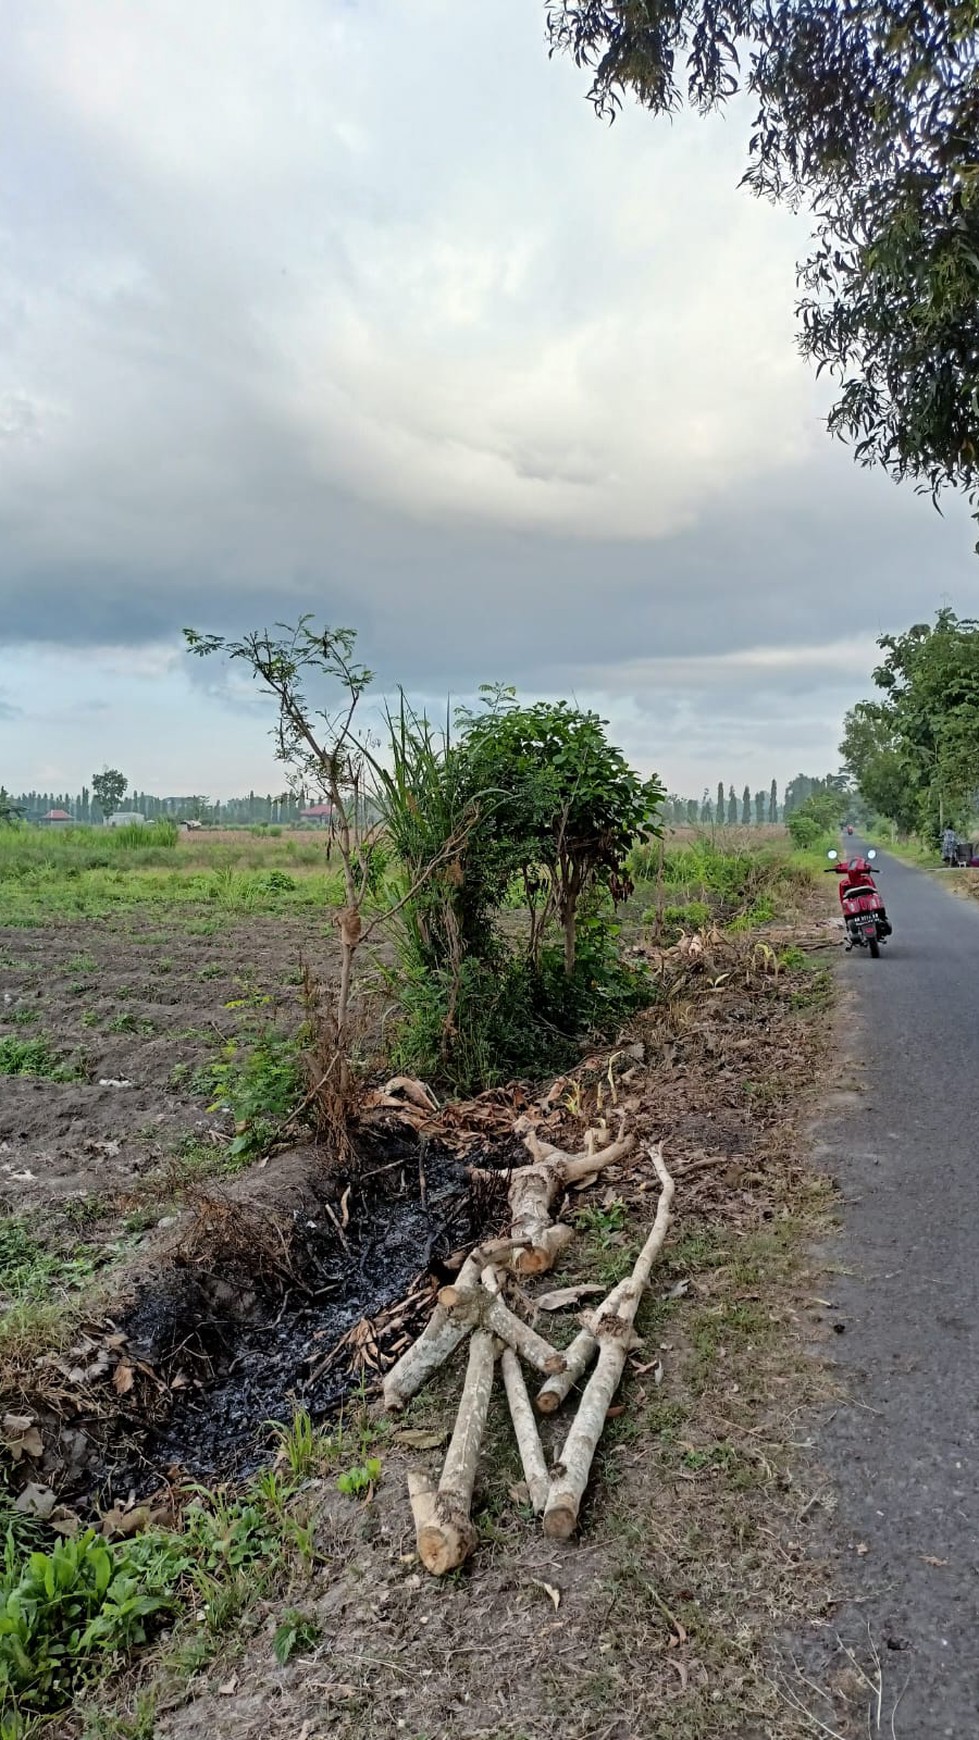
[[0, 1529, 186, 1725], [198, 1027, 303, 1156]]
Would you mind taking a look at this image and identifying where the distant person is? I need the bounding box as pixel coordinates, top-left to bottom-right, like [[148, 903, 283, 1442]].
[[941, 825, 958, 866]]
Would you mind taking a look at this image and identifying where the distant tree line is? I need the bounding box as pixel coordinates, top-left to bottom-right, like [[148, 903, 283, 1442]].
[[663, 780, 782, 827], [8, 787, 310, 826]]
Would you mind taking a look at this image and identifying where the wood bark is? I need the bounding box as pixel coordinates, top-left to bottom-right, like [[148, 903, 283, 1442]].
[[533, 1277, 630, 1414], [435, 1282, 566, 1375], [413, 1327, 497, 1575], [506, 1129, 635, 1276], [501, 1348, 550, 1514], [542, 1147, 675, 1540], [381, 1240, 511, 1410]]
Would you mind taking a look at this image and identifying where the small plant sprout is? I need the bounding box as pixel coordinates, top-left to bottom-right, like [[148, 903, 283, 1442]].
[[336, 1457, 382, 1498]]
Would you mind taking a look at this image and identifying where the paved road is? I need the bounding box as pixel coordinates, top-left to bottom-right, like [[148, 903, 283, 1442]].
[[816, 844, 979, 1734]]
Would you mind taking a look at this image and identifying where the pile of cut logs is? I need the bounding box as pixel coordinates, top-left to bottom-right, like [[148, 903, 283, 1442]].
[[381, 1126, 675, 1575]]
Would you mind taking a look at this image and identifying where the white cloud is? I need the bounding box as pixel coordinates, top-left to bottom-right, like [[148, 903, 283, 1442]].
[[3, 0, 814, 558]]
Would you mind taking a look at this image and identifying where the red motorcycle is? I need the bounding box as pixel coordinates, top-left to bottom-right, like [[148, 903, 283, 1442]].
[[826, 849, 892, 958]]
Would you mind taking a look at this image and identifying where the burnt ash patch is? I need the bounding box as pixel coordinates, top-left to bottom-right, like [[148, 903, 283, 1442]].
[[87, 1131, 508, 1500]]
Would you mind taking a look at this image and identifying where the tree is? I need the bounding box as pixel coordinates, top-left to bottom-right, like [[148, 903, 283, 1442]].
[[92, 769, 128, 820], [768, 779, 778, 824], [845, 610, 979, 834], [456, 692, 665, 975], [726, 784, 738, 826], [700, 791, 713, 824], [741, 784, 751, 826], [754, 789, 766, 827], [185, 620, 475, 1146], [716, 781, 725, 825], [0, 787, 24, 825], [686, 798, 699, 826], [547, 2, 979, 523]]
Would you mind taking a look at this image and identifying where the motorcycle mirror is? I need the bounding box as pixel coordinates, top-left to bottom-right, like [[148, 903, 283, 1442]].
[[826, 849, 838, 861], [867, 849, 877, 860]]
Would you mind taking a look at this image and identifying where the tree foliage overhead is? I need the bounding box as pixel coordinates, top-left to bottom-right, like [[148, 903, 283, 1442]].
[[547, 1, 979, 516]]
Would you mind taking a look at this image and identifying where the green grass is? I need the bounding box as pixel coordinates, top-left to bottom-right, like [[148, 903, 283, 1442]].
[[0, 826, 359, 922], [0, 1034, 85, 1081], [0, 1216, 118, 1306]]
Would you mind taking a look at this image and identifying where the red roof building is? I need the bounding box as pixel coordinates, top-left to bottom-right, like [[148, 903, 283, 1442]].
[[300, 804, 335, 823], [39, 808, 73, 824]]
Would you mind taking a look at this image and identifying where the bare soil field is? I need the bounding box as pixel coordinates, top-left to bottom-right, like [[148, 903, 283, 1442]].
[[1, 913, 341, 1209]]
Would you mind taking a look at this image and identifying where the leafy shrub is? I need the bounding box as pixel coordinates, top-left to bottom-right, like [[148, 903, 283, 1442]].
[[199, 1028, 303, 1155], [661, 899, 711, 931], [0, 1529, 186, 1725], [786, 813, 821, 848]]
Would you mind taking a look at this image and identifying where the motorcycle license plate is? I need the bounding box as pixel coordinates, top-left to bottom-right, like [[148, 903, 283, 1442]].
[[855, 918, 875, 934]]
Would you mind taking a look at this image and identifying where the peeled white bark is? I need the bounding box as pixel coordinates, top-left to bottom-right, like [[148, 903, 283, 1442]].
[[542, 1147, 674, 1540], [381, 1241, 510, 1410], [533, 1278, 630, 1414], [413, 1327, 497, 1575], [507, 1130, 635, 1276], [501, 1348, 550, 1513]]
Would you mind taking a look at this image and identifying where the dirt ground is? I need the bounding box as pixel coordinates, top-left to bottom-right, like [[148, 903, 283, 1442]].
[[104, 917, 854, 1740], [0, 914, 342, 1209], [3, 889, 868, 1740]]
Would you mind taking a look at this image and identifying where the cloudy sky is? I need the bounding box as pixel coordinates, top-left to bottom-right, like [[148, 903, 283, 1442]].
[[2, 0, 977, 801]]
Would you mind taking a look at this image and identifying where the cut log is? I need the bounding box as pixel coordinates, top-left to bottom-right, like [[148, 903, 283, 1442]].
[[413, 1327, 496, 1575], [507, 1129, 635, 1276], [501, 1348, 550, 1513], [382, 1240, 512, 1410], [434, 1282, 566, 1376], [534, 1277, 630, 1414], [542, 1146, 675, 1540]]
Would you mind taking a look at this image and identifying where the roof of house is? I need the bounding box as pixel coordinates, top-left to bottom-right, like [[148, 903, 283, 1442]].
[[301, 804, 335, 817], [42, 808, 72, 820]]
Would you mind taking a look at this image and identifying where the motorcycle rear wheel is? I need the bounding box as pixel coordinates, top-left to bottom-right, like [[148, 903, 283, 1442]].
[[868, 935, 880, 958]]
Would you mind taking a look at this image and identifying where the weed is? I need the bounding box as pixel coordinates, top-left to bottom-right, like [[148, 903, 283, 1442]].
[[267, 1409, 328, 1478], [105, 1014, 156, 1037], [6, 1007, 39, 1028], [272, 1608, 321, 1665], [0, 1528, 188, 1728], [197, 963, 224, 980], [197, 1027, 303, 1157], [68, 954, 97, 973], [336, 1457, 381, 1497], [0, 1217, 107, 1307], [575, 1200, 627, 1245], [0, 1035, 85, 1082]]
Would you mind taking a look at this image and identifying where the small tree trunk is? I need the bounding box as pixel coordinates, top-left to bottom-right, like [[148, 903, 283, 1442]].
[[501, 1348, 550, 1513], [412, 1327, 496, 1575], [381, 1241, 511, 1409], [542, 1147, 675, 1539], [534, 1278, 630, 1414]]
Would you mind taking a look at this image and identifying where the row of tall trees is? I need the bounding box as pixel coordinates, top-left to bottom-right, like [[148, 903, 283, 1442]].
[[663, 781, 781, 828], [9, 788, 309, 826], [841, 611, 979, 839]]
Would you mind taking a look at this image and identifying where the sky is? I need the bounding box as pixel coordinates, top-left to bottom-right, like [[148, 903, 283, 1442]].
[[2, 0, 978, 801]]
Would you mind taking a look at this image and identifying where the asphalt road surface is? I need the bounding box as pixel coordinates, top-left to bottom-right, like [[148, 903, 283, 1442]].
[[816, 844, 979, 1735]]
